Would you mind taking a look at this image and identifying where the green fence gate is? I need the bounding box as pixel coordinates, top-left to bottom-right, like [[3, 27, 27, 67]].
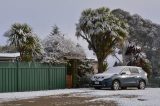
[[0, 62, 66, 92]]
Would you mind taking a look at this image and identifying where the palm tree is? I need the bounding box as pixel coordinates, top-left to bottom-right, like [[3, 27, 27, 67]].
[[4, 23, 42, 61], [76, 7, 128, 73]]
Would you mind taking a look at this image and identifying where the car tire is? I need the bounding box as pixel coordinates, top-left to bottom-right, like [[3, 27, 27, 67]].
[[94, 87, 101, 89], [138, 80, 145, 90], [112, 80, 120, 90]]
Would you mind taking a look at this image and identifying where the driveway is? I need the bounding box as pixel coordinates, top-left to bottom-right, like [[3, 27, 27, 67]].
[[0, 88, 160, 106]]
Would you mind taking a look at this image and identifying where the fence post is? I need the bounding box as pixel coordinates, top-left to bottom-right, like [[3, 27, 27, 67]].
[[48, 64, 51, 90], [16, 58, 19, 92], [65, 64, 67, 88]]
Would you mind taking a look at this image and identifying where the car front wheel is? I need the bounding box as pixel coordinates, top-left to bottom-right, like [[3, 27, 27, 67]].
[[112, 80, 120, 90], [138, 81, 145, 90]]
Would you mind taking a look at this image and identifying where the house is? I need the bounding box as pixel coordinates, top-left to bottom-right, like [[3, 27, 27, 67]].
[[0, 53, 20, 62]]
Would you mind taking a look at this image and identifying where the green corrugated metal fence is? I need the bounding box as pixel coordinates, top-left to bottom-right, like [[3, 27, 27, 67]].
[[0, 62, 66, 92]]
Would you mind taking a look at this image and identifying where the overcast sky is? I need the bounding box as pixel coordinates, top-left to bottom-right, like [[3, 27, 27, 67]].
[[0, 0, 160, 64]]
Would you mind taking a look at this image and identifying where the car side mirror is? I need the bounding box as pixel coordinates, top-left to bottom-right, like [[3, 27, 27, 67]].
[[121, 72, 126, 75]]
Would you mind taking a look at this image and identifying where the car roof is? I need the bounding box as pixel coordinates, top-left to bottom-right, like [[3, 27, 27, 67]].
[[106, 66, 142, 74], [113, 66, 142, 69]]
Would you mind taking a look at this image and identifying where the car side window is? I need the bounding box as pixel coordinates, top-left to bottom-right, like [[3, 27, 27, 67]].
[[121, 68, 131, 75], [130, 68, 139, 74]]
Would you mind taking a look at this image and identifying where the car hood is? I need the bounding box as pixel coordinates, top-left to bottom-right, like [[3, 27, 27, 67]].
[[94, 73, 113, 78]]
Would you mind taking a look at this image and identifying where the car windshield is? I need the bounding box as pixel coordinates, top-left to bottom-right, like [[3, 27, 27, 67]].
[[103, 67, 122, 74]]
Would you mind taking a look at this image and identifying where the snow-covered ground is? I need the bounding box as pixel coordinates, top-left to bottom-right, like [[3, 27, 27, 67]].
[[0, 88, 160, 106]]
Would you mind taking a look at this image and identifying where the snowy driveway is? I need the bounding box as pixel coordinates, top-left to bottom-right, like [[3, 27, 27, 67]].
[[0, 88, 160, 106]]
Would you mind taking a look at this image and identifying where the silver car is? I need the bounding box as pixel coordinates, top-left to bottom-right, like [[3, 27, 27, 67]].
[[91, 66, 148, 90]]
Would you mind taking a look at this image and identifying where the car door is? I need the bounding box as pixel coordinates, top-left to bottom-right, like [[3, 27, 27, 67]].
[[129, 68, 140, 86], [120, 67, 132, 86]]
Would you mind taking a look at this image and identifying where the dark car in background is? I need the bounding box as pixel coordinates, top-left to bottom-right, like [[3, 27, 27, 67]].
[[91, 66, 148, 90]]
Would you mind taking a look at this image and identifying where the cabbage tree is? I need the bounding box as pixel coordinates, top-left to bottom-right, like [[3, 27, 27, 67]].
[[76, 7, 128, 73], [4, 23, 42, 61]]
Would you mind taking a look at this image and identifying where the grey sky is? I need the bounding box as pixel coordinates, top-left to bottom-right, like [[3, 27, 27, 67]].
[[0, 0, 160, 60]]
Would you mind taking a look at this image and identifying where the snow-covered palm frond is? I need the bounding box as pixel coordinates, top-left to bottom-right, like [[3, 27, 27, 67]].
[[4, 23, 42, 61]]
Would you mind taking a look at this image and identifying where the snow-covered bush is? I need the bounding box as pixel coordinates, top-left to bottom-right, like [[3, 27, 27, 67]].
[[75, 59, 94, 87], [124, 41, 152, 77], [42, 26, 85, 63], [112, 9, 160, 76]]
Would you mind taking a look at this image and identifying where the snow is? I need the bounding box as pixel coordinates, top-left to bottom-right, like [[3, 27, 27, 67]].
[[0, 89, 84, 103], [85, 88, 160, 106], [0, 88, 160, 106], [0, 53, 20, 58]]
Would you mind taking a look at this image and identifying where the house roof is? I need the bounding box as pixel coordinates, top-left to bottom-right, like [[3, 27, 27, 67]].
[[0, 53, 20, 58]]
